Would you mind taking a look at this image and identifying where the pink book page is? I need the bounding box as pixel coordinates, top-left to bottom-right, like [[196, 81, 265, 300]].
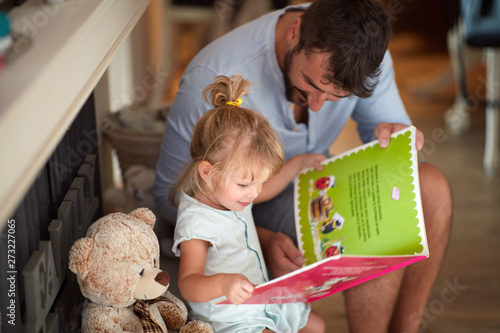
[[215, 255, 426, 305]]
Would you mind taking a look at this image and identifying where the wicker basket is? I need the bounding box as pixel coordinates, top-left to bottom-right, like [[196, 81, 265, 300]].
[[103, 105, 169, 174]]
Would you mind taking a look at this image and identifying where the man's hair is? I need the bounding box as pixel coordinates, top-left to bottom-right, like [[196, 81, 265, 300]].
[[297, 0, 393, 98]]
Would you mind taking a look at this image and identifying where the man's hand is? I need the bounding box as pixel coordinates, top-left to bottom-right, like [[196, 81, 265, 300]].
[[373, 123, 424, 151], [257, 228, 304, 278]]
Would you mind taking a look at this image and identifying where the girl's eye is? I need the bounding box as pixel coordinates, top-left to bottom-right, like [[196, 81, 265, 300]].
[[238, 184, 249, 188]]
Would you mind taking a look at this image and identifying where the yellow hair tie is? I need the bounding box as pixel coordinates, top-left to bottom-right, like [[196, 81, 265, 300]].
[[225, 97, 242, 107]]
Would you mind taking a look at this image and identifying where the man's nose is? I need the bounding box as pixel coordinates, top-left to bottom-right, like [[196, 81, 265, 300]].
[[308, 92, 327, 111]]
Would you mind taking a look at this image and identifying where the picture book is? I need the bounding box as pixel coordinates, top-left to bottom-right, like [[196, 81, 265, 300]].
[[216, 126, 428, 305]]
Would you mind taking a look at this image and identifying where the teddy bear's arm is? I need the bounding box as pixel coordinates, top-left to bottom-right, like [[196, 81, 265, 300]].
[[156, 291, 188, 329], [83, 303, 143, 333], [156, 291, 214, 333]]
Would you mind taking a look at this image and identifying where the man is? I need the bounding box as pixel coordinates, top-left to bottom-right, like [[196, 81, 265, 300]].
[[154, 1, 452, 332]]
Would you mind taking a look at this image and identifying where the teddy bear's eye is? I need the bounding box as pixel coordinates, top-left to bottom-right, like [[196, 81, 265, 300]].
[[139, 269, 144, 276], [153, 258, 157, 266]]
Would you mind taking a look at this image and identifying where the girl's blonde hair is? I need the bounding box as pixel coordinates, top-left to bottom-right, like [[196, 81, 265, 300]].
[[170, 75, 285, 207]]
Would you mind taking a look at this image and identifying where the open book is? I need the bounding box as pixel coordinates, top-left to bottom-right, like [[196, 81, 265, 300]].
[[216, 126, 428, 305]]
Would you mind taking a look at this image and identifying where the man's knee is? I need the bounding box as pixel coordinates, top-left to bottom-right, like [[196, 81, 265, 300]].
[[419, 163, 452, 205], [418, 162, 452, 233]]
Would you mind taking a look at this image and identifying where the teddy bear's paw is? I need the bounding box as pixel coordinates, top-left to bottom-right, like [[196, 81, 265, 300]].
[[156, 293, 188, 329], [179, 320, 213, 333]]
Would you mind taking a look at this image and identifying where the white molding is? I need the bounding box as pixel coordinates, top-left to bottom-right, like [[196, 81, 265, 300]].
[[107, 37, 135, 111], [0, 0, 150, 229]]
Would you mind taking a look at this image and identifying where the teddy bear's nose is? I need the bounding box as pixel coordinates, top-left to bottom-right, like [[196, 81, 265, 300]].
[[155, 271, 170, 287]]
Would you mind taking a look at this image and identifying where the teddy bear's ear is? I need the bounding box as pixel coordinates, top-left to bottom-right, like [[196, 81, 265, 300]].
[[69, 238, 94, 278], [129, 208, 156, 229]]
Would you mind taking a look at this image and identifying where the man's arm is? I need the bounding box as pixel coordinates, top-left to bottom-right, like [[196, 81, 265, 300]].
[[353, 51, 412, 144]]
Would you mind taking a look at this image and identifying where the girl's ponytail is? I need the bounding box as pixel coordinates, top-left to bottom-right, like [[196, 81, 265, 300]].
[[202, 75, 250, 108]]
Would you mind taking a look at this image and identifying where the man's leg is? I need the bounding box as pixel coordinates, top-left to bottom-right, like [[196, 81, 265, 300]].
[[389, 163, 452, 332], [344, 269, 405, 331], [344, 162, 452, 333]]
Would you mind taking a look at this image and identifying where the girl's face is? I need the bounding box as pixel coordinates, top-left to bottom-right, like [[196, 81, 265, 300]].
[[204, 167, 265, 212]]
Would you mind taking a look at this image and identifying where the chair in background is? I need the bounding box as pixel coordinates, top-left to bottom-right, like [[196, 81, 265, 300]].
[[446, 0, 500, 177]]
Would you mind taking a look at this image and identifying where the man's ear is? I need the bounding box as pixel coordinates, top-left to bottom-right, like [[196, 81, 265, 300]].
[[287, 17, 301, 48], [198, 160, 213, 184]]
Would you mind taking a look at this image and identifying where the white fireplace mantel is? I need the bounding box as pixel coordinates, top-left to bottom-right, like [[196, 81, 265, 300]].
[[0, 0, 151, 229]]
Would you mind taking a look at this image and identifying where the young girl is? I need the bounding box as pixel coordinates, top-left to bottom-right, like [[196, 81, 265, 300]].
[[171, 75, 326, 333]]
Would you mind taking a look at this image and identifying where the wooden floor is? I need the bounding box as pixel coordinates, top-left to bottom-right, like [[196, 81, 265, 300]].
[[161, 26, 500, 333], [313, 33, 500, 332]]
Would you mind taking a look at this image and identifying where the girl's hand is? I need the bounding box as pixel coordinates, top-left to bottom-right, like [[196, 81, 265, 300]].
[[255, 153, 326, 204], [221, 274, 255, 305], [298, 153, 326, 171]]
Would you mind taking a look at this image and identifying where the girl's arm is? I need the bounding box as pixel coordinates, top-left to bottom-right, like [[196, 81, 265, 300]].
[[255, 153, 326, 203], [177, 239, 255, 304]]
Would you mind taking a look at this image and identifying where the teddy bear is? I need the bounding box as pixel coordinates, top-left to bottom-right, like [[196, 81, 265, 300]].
[[104, 164, 157, 214], [69, 208, 213, 333]]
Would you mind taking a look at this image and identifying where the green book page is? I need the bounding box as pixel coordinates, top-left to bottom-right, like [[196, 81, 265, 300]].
[[295, 127, 425, 265]]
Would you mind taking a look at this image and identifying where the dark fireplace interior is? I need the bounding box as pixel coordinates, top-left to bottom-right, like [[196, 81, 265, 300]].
[[0, 93, 102, 333]]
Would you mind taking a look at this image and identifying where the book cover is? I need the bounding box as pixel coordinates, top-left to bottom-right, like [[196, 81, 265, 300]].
[[216, 126, 428, 305]]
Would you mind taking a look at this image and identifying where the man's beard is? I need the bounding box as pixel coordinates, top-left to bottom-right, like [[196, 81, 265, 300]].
[[283, 48, 309, 107], [283, 49, 299, 105]]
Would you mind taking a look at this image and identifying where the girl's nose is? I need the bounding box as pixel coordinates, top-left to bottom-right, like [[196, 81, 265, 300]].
[[249, 184, 262, 199]]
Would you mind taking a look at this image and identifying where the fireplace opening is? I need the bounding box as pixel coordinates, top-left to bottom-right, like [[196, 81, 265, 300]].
[[0, 93, 102, 333]]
